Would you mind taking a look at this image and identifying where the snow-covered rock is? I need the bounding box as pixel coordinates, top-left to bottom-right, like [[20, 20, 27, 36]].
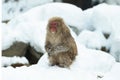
[[8, 2, 84, 29], [83, 3, 120, 34], [1, 56, 29, 67], [105, 0, 120, 5], [73, 48, 115, 73], [78, 30, 107, 50], [92, 3, 120, 34], [2, 23, 15, 50], [107, 33, 120, 62], [3, 2, 83, 53], [82, 4, 120, 61], [2, 0, 53, 21], [92, 0, 120, 5], [38, 47, 115, 73]]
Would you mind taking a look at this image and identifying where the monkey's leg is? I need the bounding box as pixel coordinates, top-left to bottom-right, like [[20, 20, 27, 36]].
[[58, 53, 72, 68], [48, 55, 57, 66]]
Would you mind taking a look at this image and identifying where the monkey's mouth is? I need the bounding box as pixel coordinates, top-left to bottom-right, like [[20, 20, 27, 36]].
[[50, 26, 57, 33]]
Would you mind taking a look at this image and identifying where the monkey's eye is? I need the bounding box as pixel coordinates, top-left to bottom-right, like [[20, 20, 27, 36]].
[[50, 22, 58, 27]]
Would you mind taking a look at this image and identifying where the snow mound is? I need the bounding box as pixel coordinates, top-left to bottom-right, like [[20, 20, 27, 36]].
[[107, 33, 120, 62], [82, 3, 120, 61], [38, 47, 115, 74], [2, 48, 115, 80], [2, 23, 15, 50], [101, 63, 120, 80], [78, 30, 107, 50], [73, 48, 115, 73], [8, 2, 84, 30], [1, 56, 29, 67], [2, 0, 53, 21], [83, 3, 120, 34], [91, 3, 120, 34], [3, 2, 83, 53], [2, 64, 97, 80]]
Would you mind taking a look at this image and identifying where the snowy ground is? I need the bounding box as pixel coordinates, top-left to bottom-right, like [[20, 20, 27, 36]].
[[1, 2, 120, 80], [2, 0, 53, 21]]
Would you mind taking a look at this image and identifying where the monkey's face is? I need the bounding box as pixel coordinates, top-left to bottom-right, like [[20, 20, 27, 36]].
[[48, 21, 61, 34]]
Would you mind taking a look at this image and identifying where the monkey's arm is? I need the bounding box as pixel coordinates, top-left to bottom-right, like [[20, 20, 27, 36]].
[[45, 41, 69, 55], [53, 45, 69, 53]]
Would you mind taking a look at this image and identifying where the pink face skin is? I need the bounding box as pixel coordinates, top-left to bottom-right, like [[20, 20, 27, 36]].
[[49, 21, 58, 33]]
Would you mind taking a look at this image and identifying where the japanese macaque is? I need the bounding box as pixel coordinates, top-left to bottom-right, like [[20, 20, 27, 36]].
[[45, 17, 78, 68]]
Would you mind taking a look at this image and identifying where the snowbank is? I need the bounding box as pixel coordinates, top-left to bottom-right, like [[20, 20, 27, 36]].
[[1, 56, 29, 67], [2, 64, 97, 80], [38, 45, 115, 74], [8, 2, 84, 29], [107, 34, 120, 62], [78, 30, 107, 50], [92, 0, 120, 5], [101, 63, 120, 80], [2, 0, 53, 21], [83, 3, 120, 34], [2, 23, 15, 50], [3, 2, 83, 52], [2, 48, 115, 80], [82, 3, 120, 61]]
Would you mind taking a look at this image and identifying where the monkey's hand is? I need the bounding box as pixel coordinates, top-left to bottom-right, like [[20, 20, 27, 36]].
[[45, 43, 53, 53]]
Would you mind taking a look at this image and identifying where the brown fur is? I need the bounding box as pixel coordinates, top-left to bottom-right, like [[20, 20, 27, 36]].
[[45, 17, 77, 68]]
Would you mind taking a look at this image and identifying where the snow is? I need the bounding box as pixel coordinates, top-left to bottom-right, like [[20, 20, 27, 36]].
[[84, 3, 120, 34], [92, 0, 120, 5], [82, 3, 120, 61], [106, 0, 120, 5], [8, 2, 83, 29], [78, 30, 107, 50], [2, 65, 97, 80], [101, 63, 120, 80], [2, 0, 53, 21], [1, 49, 116, 80], [1, 2, 120, 80], [71, 45, 115, 73], [3, 2, 83, 52], [2, 23, 15, 50], [107, 33, 120, 62], [38, 46, 115, 73], [1, 56, 29, 67]]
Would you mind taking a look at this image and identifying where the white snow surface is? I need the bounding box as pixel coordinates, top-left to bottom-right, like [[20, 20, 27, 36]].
[[2, 23, 15, 50], [3, 2, 83, 52], [101, 63, 120, 80], [7, 2, 83, 29], [82, 4, 120, 61], [92, 0, 120, 5], [2, 3, 120, 80], [84, 3, 120, 34], [2, 49, 116, 80], [1, 56, 29, 67], [78, 30, 107, 50], [2, 0, 53, 21]]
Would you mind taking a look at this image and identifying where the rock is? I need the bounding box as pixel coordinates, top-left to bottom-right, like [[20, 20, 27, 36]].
[[25, 46, 43, 64], [2, 41, 43, 65], [11, 63, 29, 68], [2, 41, 28, 57]]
